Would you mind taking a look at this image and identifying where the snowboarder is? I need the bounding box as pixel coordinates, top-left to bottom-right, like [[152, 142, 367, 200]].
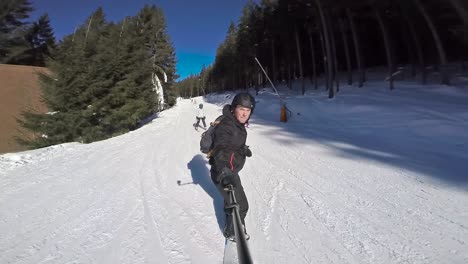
[[209, 92, 255, 241], [195, 103, 207, 130]]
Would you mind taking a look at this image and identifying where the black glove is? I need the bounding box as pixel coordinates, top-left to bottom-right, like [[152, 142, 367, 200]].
[[219, 167, 235, 188], [243, 145, 252, 157]]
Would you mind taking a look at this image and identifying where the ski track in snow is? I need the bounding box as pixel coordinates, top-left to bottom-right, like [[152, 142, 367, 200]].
[[1, 85, 468, 264]]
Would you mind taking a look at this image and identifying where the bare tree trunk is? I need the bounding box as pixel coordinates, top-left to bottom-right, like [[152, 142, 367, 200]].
[[271, 39, 276, 83], [401, 4, 427, 84], [340, 19, 353, 85], [287, 56, 292, 90], [413, 0, 450, 85], [375, 8, 395, 90], [327, 10, 340, 93], [293, 62, 297, 79], [72, 26, 78, 42], [307, 30, 318, 90], [346, 8, 365, 87], [320, 31, 329, 91], [399, 20, 416, 78], [448, 0, 468, 27], [315, 0, 335, 98], [236, 67, 241, 87], [118, 17, 126, 43], [295, 26, 305, 95], [232, 71, 235, 90], [84, 15, 94, 47]]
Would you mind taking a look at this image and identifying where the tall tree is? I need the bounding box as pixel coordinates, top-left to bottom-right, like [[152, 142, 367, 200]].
[[202, 0, 464, 99], [412, 0, 450, 85], [339, 17, 353, 85], [314, 0, 335, 98], [448, 0, 468, 27], [400, 2, 426, 84], [306, 24, 318, 90], [374, 2, 395, 90], [18, 5, 177, 148], [0, 0, 33, 63], [346, 6, 365, 87], [24, 13, 56, 66]]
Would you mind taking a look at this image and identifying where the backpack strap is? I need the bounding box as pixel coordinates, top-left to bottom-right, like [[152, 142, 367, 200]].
[[211, 115, 224, 126], [206, 150, 214, 159], [211, 120, 222, 126], [206, 116, 224, 159]]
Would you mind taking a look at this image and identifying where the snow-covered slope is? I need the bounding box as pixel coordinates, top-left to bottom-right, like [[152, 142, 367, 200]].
[[1, 82, 467, 264]]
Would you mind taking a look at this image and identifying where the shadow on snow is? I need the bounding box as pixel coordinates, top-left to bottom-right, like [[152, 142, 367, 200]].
[[187, 154, 225, 231]]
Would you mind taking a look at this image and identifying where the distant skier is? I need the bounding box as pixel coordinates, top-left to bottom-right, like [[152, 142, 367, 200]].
[[195, 103, 207, 129], [209, 92, 255, 241]]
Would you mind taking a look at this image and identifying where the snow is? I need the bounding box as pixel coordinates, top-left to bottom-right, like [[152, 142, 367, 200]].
[[1, 79, 468, 264]]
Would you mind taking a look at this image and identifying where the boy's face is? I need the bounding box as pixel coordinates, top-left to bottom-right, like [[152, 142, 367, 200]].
[[233, 105, 252, 124]]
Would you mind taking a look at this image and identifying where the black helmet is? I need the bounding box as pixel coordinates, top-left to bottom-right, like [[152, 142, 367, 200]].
[[199, 103, 203, 109], [231, 92, 255, 111]]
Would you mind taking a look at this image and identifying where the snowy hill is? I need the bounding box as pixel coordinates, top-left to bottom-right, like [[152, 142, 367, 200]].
[[1, 81, 467, 264]]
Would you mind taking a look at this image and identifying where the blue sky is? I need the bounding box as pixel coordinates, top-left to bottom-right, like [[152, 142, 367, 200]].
[[30, 0, 249, 80]]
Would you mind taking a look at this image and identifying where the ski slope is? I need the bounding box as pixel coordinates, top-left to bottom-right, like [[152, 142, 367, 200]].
[[1, 81, 467, 264]]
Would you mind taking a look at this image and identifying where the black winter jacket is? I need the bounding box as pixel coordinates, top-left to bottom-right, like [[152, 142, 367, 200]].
[[210, 104, 249, 183]]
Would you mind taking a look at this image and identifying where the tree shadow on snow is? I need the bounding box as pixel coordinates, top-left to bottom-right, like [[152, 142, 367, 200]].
[[248, 86, 468, 188], [136, 112, 160, 128], [187, 155, 225, 231]]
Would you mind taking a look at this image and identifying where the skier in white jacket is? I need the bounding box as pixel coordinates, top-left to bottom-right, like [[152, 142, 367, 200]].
[[195, 103, 207, 129]]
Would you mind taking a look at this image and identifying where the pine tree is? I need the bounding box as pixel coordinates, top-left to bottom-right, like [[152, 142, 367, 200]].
[[18, 4, 180, 148], [18, 8, 110, 147], [136, 5, 178, 108], [0, 0, 33, 63], [24, 13, 56, 66]]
